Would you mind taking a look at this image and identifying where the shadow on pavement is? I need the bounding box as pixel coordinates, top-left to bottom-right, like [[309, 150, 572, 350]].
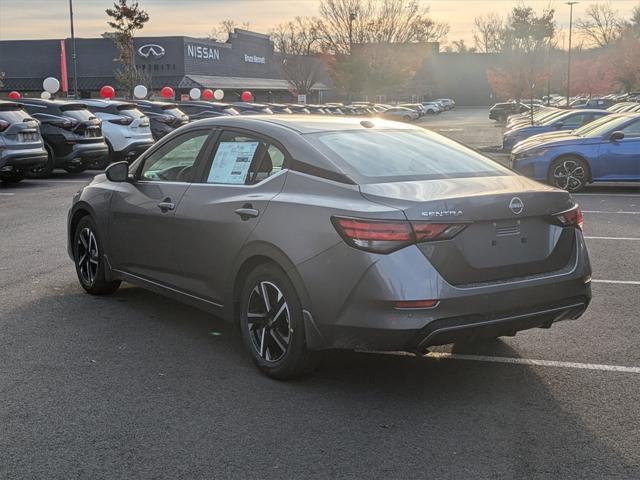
[[2, 284, 636, 479]]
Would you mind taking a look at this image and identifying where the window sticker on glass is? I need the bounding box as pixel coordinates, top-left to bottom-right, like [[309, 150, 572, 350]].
[[207, 141, 259, 184]]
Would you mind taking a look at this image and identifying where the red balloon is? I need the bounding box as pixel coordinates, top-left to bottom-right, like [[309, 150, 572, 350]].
[[8, 91, 21, 100], [100, 85, 115, 99], [241, 91, 253, 102], [202, 89, 214, 101], [161, 86, 174, 99]]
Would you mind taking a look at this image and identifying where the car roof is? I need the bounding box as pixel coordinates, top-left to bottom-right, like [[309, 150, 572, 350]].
[[0, 100, 22, 108], [177, 101, 232, 107], [82, 98, 135, 107], [190, 114, 418, 134], [19, 98, 87, 107], [561, 108, 610, 115]]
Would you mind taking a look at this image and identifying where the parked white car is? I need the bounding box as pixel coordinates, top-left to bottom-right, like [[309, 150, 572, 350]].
[[379, 106, 420, 121], [83, 99, 155, 167], [435, 98, 456, 110], [421, 102, 443, 114]]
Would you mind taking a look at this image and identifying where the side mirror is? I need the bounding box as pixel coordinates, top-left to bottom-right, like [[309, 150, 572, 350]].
[[553, 121, 564, 129], [105, 161, 130, 182], [610, 131, 625, 141]]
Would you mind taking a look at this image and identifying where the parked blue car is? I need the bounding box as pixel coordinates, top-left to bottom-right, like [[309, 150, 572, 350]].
[[503, 109, 610, 151], [511, 113, 640, 192]]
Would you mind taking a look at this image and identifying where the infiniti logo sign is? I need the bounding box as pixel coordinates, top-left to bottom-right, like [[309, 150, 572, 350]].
[[137, 44, 166, 59], [509, 197, 524, 215]]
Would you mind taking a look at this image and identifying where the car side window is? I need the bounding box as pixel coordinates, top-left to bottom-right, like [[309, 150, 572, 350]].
[[205, 131, 286, 185], [562, 114, 587, 128], [139, 130, 209, 182], [620, 120, 640, 138]]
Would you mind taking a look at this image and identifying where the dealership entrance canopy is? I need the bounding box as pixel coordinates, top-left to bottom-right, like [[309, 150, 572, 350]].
[[0, 29, 330, 102]]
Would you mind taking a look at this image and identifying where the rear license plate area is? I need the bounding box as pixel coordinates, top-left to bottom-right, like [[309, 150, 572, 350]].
[[19, 132, 39, 142]]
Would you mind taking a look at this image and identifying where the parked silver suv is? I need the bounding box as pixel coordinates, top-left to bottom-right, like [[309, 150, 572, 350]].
[[0, 100, 47, 184]]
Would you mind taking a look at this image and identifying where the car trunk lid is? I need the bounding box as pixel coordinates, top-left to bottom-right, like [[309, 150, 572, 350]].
[[360, 176, 577, 285]]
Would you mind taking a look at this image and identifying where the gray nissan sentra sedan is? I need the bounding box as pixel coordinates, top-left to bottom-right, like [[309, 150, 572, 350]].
[[67, 116, 592, 379]]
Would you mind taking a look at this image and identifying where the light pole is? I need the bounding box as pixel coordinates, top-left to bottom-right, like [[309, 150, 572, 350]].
[[565, 1, 578, 107], [68, 0, 79, 98], [348, 11, 356, 53]]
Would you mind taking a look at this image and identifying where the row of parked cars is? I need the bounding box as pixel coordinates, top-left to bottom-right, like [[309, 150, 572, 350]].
[[0, 96, 455, 184], [501, 101, 640, 192]]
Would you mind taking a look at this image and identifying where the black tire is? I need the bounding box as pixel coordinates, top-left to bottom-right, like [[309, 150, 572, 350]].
[[403, 115, 411, 121], [73, 216, 121, 295], [547, 156, 589, 193], [0, 171, 25, 184], [64, 164, 88, 174], [30, 145, 55, 178], [239, 263, 317, 379]]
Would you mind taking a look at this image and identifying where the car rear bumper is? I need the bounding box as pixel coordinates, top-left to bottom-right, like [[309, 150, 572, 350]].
[[0, 146, 48, 170], [56, 143, 109, 166], [298, 233, 592, 351], [111, 140, 154, 162]]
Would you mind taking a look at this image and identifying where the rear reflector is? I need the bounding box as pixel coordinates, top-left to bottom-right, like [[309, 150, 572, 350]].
[[332, 216, 467, 254], [395, 300, 439, 309], [555, 205, 583, 230]]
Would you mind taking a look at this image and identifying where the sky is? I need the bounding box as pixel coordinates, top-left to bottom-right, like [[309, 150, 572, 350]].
[[1, 0, 639, 47]]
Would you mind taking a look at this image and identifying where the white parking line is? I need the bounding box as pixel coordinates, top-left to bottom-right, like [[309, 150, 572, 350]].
[[575, 193, 640, 198], [582, 210, 640, 215], [424, 352, 640, 374], [0, 192, 15, 196], [585, 236, 640, 240], [592, 279, 640, 285], [34, 180, 90, 184]]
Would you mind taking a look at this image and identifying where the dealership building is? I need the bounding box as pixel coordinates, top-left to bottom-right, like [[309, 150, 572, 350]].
[[0, 29, 331, 102]]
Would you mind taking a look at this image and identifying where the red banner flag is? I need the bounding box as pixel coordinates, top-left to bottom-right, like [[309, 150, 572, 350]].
[[60, 40, 69, 93]]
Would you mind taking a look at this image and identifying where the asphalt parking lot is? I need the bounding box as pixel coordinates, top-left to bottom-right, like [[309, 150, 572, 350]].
[[1, 109, 639, 479]]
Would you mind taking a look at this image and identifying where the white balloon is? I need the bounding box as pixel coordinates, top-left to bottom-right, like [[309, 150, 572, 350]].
[[189, 88, 201, 100], [133, 85, 148, 99], [40, 91, 52, 99], [43, 77, 60, 94], [213, 89, 224, 101]]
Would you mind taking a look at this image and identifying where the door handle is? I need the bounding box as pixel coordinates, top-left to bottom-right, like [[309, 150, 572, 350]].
[[157, 201, 175, 212], [235, 206, 259, 220]]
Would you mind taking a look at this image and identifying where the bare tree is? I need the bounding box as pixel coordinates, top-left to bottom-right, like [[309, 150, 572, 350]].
[[576, 2, 623, 47], [317, 0, 449, 54], [473, 13, 505, 53], [444, 39, 476, 53], [210, 19, 251, 41], [271, 17, 323, 94], [105, 0, 150, 98]]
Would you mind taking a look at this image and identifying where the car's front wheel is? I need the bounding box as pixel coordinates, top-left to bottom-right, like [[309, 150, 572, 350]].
[[73, 216, 121, 295], [239, 263, 316, 379], [548, 156, 589, 192]]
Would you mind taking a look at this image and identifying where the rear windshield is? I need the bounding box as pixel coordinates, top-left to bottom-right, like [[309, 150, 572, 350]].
[[0, 107, 29, 123], [307, 129, 510, 184], [161, 106, 188, 119], [117, 104, 145, 119], [59, 105, 95, 122]]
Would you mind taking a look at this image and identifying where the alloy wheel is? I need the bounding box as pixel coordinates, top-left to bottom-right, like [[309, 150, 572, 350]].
[[76, 227, 99, 286], [246, 281, 291, 362], [553, 160, 585, 191]]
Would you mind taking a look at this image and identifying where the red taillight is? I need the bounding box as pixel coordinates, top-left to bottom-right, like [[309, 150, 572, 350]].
[[108, 116, 133, 125], [50, 118, 78, 130], [394, 300, 439, 309], [556, 205, 583, 230], [332, 216, 467, 254]]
